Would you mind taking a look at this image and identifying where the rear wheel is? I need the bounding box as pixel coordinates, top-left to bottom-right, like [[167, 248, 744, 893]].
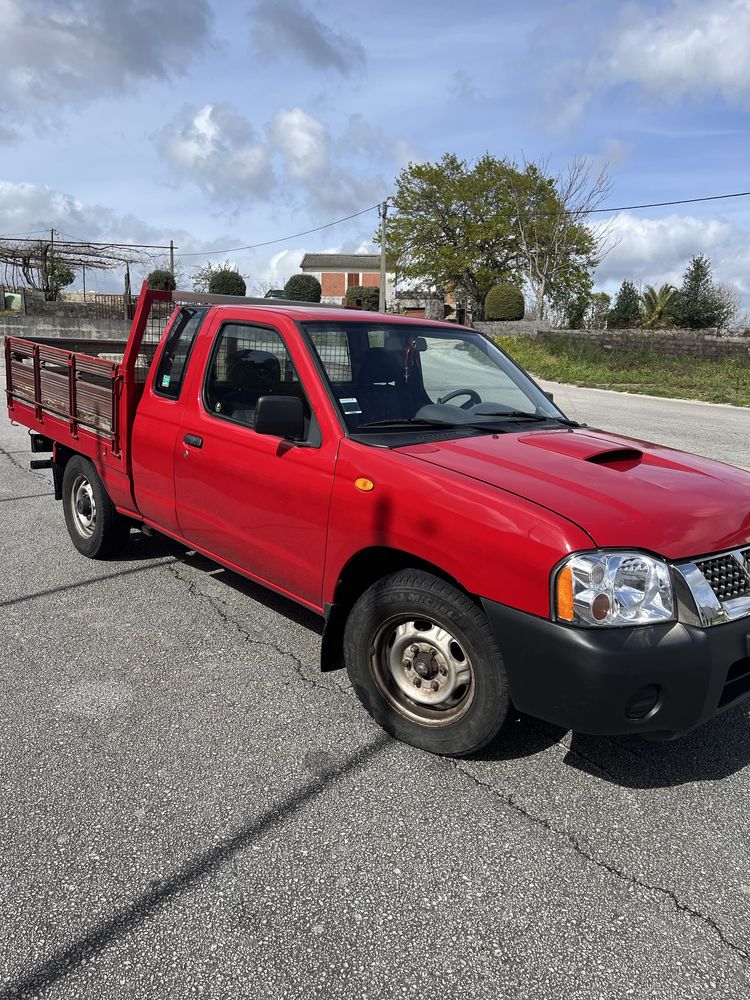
[[62, 455, 130, 558], [344, 570, 510, 757]]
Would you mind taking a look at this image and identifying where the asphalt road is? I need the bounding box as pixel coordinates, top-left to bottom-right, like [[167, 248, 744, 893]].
[[1, 392, 749, 1000], [538, 379, 750, 471]]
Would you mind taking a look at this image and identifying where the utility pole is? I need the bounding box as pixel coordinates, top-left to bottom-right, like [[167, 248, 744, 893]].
[[82, 264, 86, 303], [378, 200, 388, 312], [169, 239, 175, 277]]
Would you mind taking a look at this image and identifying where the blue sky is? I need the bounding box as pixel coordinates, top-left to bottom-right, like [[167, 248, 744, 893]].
[[2, 0, 750, 305]]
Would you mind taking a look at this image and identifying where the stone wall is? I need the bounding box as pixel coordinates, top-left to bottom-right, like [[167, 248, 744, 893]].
[[474, 323, 750, 361]]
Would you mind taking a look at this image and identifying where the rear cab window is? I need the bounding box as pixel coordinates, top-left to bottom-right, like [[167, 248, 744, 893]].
[[153, 308, 206, 399]]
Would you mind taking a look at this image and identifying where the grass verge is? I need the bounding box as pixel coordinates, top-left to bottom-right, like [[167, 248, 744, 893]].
[[494, 335, 750, 407]]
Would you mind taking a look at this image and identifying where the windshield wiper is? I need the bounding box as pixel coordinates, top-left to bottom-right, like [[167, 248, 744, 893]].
[[472, 410, 581, 427], [356, 418, 449, 429]]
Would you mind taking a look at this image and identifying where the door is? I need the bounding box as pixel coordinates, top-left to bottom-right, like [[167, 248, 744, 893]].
[[173, 317, 338, 609], [131, 307, 206, 533]]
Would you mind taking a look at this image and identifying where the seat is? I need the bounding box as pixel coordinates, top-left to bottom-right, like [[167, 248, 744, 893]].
[[356, 347, 410, 423], [220, 350, 282, 423]]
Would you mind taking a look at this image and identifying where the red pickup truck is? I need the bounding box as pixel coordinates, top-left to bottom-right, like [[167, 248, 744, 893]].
[[6, 283, 750, 756]]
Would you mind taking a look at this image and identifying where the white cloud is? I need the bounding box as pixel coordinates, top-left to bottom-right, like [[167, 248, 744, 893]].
[[249, 0, 364, 76], [268, 108, 330, 182], [157, 103, 392, 217], [556, 0, 750, 124], [0, 0, 212, 135], [157, 104, 274, 201], [595, 212, 750, 300]]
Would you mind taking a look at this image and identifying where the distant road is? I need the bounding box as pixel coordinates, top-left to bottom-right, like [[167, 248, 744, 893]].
[[538, 379, 750, 472]]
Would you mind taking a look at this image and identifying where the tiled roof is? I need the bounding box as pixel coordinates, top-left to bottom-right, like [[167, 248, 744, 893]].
[[300, 253, 381, 270]]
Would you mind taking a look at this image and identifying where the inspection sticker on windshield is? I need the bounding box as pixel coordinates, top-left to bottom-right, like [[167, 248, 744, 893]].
[[161, 374, 171, 388], [339, 397, 362, 415]]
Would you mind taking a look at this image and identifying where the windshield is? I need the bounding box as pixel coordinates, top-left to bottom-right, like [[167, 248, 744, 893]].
[[302, 321, 566, 435]]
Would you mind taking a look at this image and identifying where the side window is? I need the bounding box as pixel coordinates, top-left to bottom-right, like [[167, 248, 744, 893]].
[[153, 308, 204, 399], [204, 322, 310, 430]]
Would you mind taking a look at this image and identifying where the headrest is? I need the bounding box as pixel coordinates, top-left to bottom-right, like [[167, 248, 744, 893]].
[[227, 350, 281, 389], [360, 347, 402, 385]]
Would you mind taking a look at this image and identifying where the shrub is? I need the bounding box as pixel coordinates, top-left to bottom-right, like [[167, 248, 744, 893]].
[[146, 268, 176, 291], [485, 283, 525, 321], [208, 268, 247, 296], [284, 274, 322, 302], [607, 279, 642, 329], [345, 285, 379, 310]]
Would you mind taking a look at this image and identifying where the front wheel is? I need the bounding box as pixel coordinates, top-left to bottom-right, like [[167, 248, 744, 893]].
[[344, 570, 510, 757], [62, 455, 131, 558]]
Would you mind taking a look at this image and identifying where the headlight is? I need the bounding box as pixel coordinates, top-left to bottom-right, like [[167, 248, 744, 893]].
[[554, 551, 675, 627]]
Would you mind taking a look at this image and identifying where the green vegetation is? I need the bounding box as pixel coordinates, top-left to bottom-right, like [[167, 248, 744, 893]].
[[345, 285, 379, 310], [209, 268, 247, 296], [607, 279, 643, 329], [284, 274, 322, 302], [146, 268, 176, 291], [494, 335, 750, 407], [485, 283, 524, 320], [384, 152, 601, 320]]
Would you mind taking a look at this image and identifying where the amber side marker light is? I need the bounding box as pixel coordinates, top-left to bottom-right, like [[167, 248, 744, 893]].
[[556, 565, 575, 621], [354, 478, 375, 492]]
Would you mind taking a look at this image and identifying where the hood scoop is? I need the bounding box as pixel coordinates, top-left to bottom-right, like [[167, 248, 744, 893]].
[[586, 447, 643, 469], [517, 432, 645, 470]]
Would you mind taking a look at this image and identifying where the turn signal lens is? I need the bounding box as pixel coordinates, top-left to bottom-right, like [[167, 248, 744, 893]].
[[556, 565, 575, 621], [354, 477, 375, 492]]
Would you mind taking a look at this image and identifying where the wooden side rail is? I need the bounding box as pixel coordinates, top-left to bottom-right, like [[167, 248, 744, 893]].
[[5, 336, 120, 445]]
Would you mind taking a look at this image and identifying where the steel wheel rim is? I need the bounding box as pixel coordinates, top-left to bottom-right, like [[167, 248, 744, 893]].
[[70, 473, 97, 538], [370, 614, 476, 727]]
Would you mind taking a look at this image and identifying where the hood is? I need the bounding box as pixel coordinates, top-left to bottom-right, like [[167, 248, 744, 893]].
[[398, 427, 750, 560]]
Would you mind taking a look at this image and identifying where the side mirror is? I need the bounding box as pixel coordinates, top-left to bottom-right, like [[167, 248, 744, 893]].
[[254, 395, 305, 440]]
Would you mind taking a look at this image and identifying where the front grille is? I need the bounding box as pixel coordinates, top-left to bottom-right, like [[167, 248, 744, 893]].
[[695, 550, 750, 603]]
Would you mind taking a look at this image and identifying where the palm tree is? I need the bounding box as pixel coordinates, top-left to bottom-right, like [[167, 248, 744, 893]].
[[642, 283, 676, 329]]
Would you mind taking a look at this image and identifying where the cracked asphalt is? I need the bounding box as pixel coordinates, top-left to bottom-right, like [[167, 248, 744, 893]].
[[1, 392, 749, 999]]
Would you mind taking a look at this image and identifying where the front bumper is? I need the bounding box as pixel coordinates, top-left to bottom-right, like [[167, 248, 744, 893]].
[[481, 599, 750, 737]]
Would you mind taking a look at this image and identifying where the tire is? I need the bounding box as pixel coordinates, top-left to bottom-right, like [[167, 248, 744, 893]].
[[62, 455, 131, 559], [344, 570, 510, 757]]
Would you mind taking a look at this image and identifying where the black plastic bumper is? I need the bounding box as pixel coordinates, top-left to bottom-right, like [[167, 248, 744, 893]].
[[481, 599, 750, 737]]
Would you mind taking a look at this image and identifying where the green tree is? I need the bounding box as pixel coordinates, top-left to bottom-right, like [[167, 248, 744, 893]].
[[383, 153, 523, 320], [284, 274, 322, 302], [642, 283, 676, 329], [485, 283, 524, 320], [146, 267, 176, 291], [607, 280, 642, 328], [345, 285, 379, 310], [192, 260, 248, 294], [504, 157, 608, 321], [584, 291, 611, 329], [208, 268, 247, 296], [670, 255, 721, 329], [45, 257, 75, 301]]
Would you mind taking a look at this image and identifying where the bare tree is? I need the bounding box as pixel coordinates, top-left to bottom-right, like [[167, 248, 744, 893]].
[[714, 281, 742, 333], [505, 157, 615, 321]]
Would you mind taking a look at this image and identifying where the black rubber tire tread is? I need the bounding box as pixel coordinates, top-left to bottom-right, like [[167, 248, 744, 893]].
[[62, 455, 131, 559], [344, 569, 510, 757]]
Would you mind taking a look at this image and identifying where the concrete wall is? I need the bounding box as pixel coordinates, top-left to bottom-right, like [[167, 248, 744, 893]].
[[0, 313, 132, 342], [475, 323, 750, 361]]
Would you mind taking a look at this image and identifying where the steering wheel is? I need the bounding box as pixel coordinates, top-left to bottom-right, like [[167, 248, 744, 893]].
[[437, 388, 481, 409]]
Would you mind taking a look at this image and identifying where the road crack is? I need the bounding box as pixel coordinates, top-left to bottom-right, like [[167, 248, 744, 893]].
[[165, 562, 341, 698], [454, 762, 750, 964], [0, 442, 45, 477]]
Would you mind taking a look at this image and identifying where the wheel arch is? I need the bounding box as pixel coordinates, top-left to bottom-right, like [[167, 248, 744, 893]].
[[320, 546, 470, 672]]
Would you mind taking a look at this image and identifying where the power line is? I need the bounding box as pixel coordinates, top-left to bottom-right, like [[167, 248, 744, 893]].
[[587, 189, 750, 214], [176, 203, 381, 258]]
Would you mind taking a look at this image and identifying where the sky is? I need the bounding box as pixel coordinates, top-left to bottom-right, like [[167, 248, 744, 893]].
[[1, 0, 750, 305]]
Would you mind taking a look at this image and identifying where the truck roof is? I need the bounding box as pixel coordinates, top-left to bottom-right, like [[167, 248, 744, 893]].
[[202, 303, 467, 330]]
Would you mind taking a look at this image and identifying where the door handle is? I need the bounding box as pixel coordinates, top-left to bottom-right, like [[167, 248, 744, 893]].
[[183, 434, 203, 448]]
